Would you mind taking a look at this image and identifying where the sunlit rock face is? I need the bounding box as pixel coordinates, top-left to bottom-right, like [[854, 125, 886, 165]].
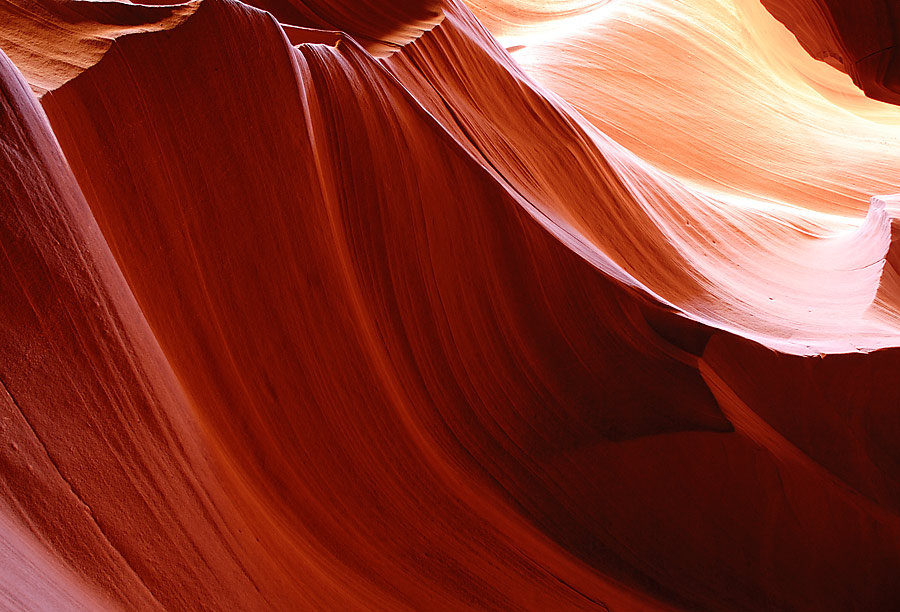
[[1, 0, 899, 610]]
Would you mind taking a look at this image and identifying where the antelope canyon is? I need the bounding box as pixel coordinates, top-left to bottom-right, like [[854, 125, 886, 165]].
[[1, 0, 899, 609]]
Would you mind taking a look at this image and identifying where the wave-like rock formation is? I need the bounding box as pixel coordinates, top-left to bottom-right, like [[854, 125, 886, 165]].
[[2, 0, 900, 610]]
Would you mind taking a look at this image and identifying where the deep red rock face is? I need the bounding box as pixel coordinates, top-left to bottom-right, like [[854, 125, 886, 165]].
[[761, 0, 900, 104], [1, 0, 900, 610]]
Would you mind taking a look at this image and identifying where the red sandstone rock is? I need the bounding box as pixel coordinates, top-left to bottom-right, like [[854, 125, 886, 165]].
[[762, 0, 900, 104], [2, 0, 900, 610]]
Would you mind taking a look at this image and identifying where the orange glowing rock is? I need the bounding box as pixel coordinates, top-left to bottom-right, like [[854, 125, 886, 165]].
[[1, 0, 900, 610]]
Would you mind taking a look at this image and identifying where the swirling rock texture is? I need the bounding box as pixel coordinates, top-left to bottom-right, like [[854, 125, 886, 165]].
[[2, 0, 900, 609]]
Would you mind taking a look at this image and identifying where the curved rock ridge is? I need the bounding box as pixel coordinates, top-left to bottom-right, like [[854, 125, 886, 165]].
[[387, 0, 900, 355], [0, 0, 200, 96], [1, 0, 900, 610], [761, 0, 900, 105], [143, 0, 446, 54]]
